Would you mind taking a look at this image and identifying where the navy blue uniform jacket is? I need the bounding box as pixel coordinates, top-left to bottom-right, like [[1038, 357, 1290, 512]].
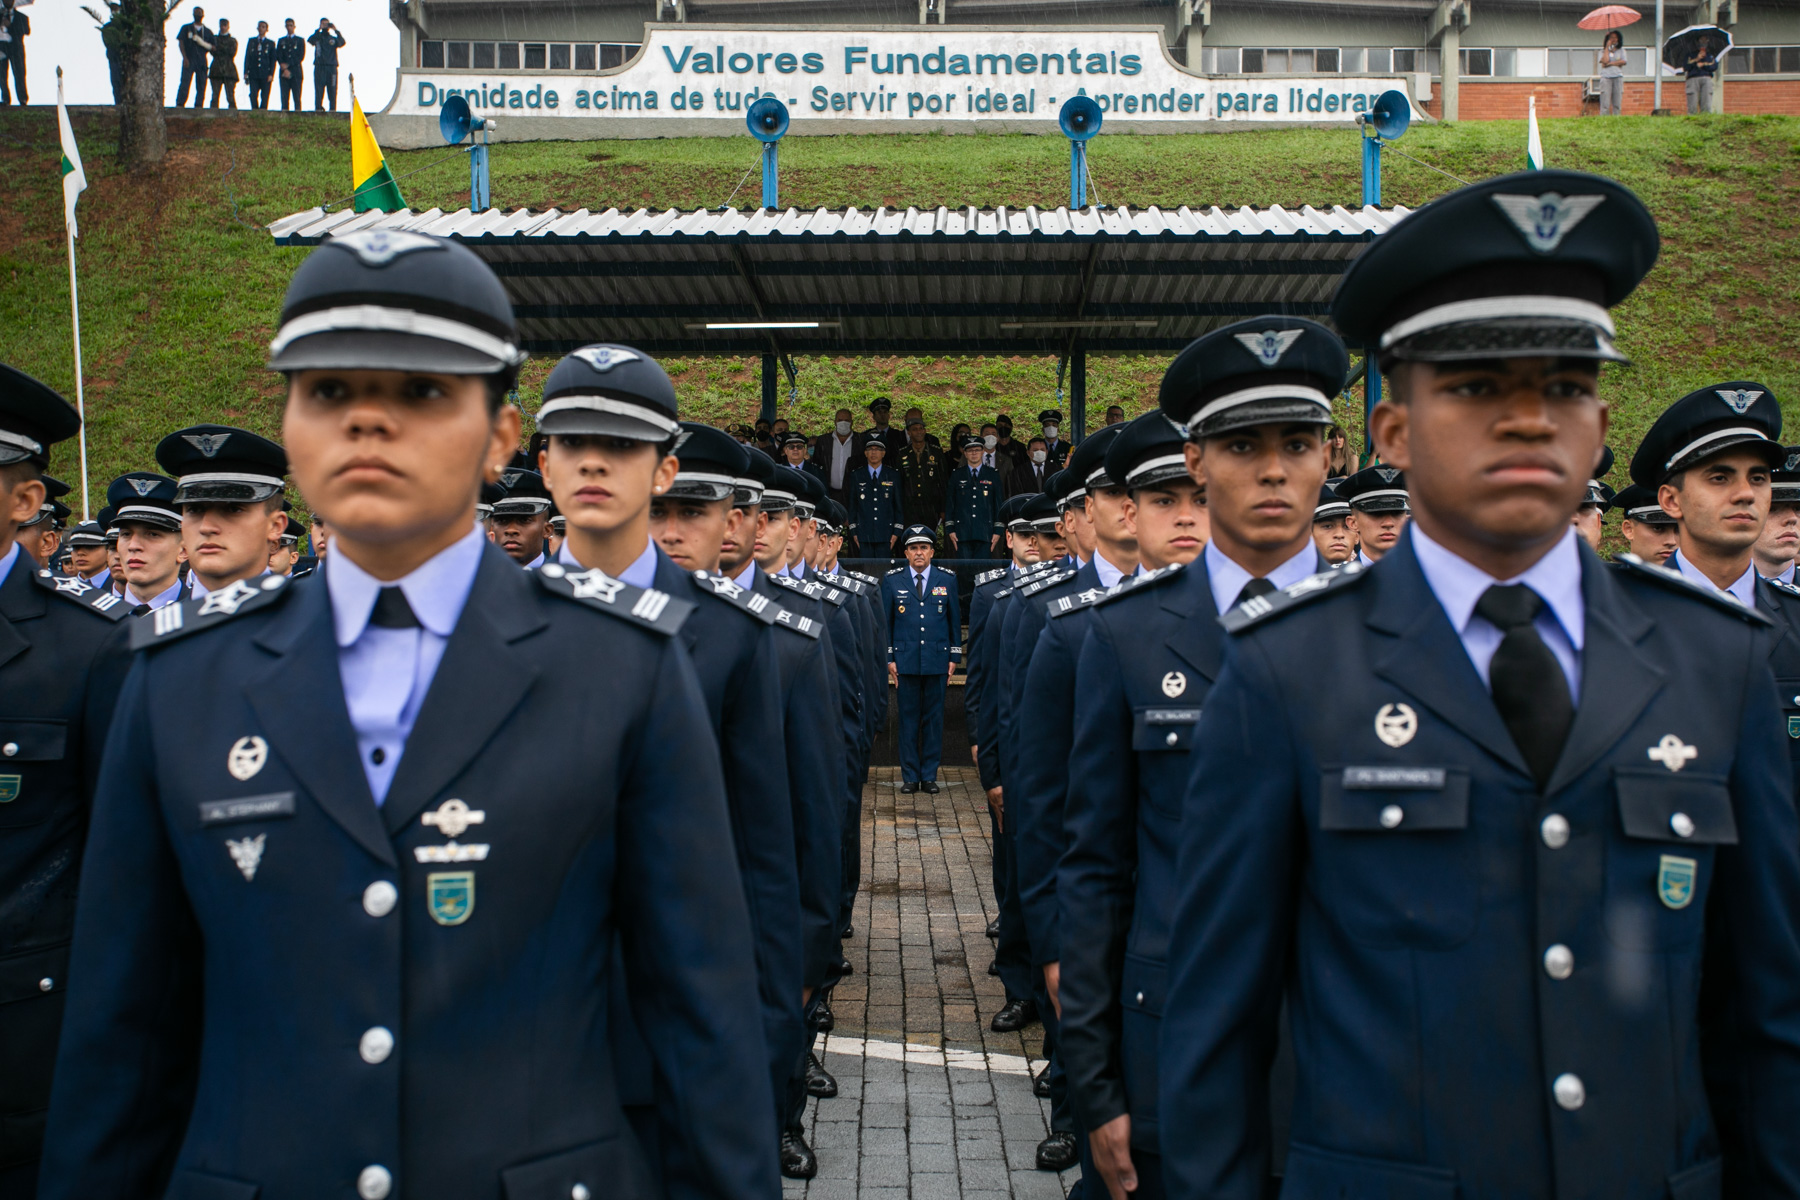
[[882, 564, 962, 674], [846, 466, 903, 551], [0, 558, 131, 1170], [41, 548, 778, 1200], [1158, 535, 1800, 1200]]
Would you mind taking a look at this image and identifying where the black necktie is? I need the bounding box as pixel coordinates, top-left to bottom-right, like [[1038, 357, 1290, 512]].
[[370, 586, 420, 629], [1232, 577, 1276, 610], [1474, 584, 1574, 789], [915, 573, 926, 594]]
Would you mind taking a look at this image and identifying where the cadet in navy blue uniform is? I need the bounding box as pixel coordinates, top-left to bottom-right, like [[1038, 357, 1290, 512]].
[[883, 526, 961, 793], [1628, 384, 1800, 797], [533, 346, 802, 1178], [42, 232, 777, 1200], [104, 471, 186, 610], [1159, 171, 1800, 1200], [154, 424, 290, 602], [0, 366, 132, 1200], [489, 466, 553, 567], [846, 439, 902, 558], [1337, 462, 1409, 566], [1061, 318, 1343, 1200], [944, 435, 1005, 560]]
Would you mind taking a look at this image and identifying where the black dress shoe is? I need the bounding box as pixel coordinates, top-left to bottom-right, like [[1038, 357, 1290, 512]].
[[838, 957, 854, 977], [810, 997, 834, 1032], [1036, 1130, 1079, 1171], [780, 1130, 818, 1179], [986, 917, 1001, 939], [841, 923, 854, 940], [901, 781, 919, 794], [990, 998, 1038, 1032], [1033, 1065, 1053, 1098], [805, 1051, 839, 1098], [988, 958, 1000, 977], [922, 780, 940, 794]]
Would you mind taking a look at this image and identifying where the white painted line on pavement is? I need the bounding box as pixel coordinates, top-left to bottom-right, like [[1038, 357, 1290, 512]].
[[821, 1034, 1045, 1076]]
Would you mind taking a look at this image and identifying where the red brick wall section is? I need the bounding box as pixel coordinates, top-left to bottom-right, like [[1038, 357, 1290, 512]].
[[1418, 77, 1800, 119]]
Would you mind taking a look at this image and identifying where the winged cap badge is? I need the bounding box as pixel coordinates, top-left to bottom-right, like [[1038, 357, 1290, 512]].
[[183, 432, 232, 458], [1376, 467, 1399, 483], [1716, 389, 1763, 415], [500, 469, 523, 488], [332, 229, 442, 266], [1490, 193, 1607, 254], [572, 346, 641, 373], [128, 478, 159, 496], [1233, 328, 1305, 368]]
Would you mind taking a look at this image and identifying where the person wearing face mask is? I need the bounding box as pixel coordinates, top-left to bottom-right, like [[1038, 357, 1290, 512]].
[[1038, 409, 1071, 470], [993, 414, 1028, 479], [1015, 438, 1053, 497], [824, 408, 859, 506]]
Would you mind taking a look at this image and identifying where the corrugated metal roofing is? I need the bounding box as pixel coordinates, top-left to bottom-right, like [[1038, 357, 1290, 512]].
[[268, 203, 1411, 356]]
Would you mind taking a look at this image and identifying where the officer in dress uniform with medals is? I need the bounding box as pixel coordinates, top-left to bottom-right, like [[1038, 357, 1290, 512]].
[[1158, 172, 1800, 1199], [1060, 318, 1342, 1200], [154, 424, 290, 602], [1629, 385, 1800, 796], [0, 366, 131, 1200], [1336, 463, 1410, 565], [881, 526, 961, 795], [846, 438, 903, 558], [41, 231, 777, 1200], [531, 346, 803, 1185], [1612, 481, 1680, 564], [104, 471, 186, 611]]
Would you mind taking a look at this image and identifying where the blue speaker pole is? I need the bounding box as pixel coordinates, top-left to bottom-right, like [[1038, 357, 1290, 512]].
[[1361, 132, 1381, 207], [1070, 141, 1087, 209], [471, 132, 491, 212], [762, 141, 779, 210], [1363, 345, 1381, 467]]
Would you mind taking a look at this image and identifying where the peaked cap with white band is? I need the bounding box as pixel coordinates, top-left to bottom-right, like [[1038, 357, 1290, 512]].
[[105, 471, 182, 531], [0, 363, 81, 470], [1336, 464, 1410, 514], [1104, 411, 1194, 492], [667, 421, 751, 503], [1629, 381, 1783, 487], [1157, 316, 1347, 440], [1332, 169, 1658, 368], [268, 230, 525, 376], [156, 424, 289, 505], [538, 343, 680, 443]]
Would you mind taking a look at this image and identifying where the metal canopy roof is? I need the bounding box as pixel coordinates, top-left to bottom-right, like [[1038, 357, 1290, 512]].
[[267, 202, 1410, 357]]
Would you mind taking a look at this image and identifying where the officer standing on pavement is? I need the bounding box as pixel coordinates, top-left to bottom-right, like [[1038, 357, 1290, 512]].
[[1061, 318, 1343, 1200], [154, 424, 289, 601], [883, 526, 961, 794], [0, 366, 132, 1200], [846, 437, 903, 558], [1158, 171, 1800, 1199], [41, 230, 778, 1200], [944, 435, 1005, 561]]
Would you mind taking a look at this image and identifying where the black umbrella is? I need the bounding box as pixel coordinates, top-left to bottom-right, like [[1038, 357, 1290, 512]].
[[1663, 24, 1733, 71]]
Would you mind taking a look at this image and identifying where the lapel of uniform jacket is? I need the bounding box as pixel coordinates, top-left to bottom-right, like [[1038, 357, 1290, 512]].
[[380, 548, 548, 837], [1541, 546, 1664, 797], [247, 576, 396, 867], [1367, 534, 1533, 780], [0, 554, 45, 669], [1756, 576, 1800, 665], [1164, 560, 1222, 683]]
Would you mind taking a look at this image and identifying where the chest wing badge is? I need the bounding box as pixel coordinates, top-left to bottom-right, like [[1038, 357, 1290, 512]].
[[1374, 703, 1418, 748], [1647, 734, 1697, 772], [1161, 671, 1187, 698], [422, 798, 486, 838]]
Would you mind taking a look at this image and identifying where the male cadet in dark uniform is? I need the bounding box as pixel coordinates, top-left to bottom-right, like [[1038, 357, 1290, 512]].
[[532, 347, 802, 1182], [1631, 385, 1800, 796], [846, 436, 902, 558], [1038, 409, 1071, 470], [0, 367, 131, 1200], [883, 526, 961, 794], [1311, 481, 1356, 566], [269, 512, 304, 576], [1612, 482, 1679, 563], [945, 435, 1005, 561], [860, 396, 908, 458], [1337, 461, 1409, 566], [61, 520, 110, 587], [1754, 447, 1800, 584], [243, 20, 275, 109], [1571, 445, 1615, 551], [154, 424, 289, 601], [1159, 172, 1800, 1199], [42, 231, 777, 1200], [1061, 318, 1342, 1200], [489, 466, 552, 567], [274, 17, 304, 111], [104, 471, 185, 610], [16, 475, 68, 568]]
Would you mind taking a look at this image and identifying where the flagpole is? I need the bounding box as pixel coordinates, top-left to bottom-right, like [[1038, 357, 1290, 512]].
[[58, 66, 90, 521]]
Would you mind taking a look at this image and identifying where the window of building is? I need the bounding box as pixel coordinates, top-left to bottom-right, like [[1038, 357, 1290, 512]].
[[1392, 48, 1440, 73], [1242, 48, 1263, 72], [1726, 46, 1800, 73], [1459, 47, 1493, 75], [1239, 48, 1341, 74], [471, 42, 495, 69], [498, 42, 519, 68], [1316, 48, 1341, 72], [523, 43, 546, 69], [576, 44, 596, 70], [550, 44, 571, 70], [414, 39, 647, 73], [420, 39, 443, 68], [446, 41, 470, 68]]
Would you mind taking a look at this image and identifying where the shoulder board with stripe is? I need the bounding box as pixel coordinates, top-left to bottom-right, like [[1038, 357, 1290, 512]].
[[689, 569, 780, 626], [130, 573, 296, 650], [770, 573, 845, 607], [848, 571, 879, 586], [1049, 581, 1126, 619], [975, 567, 1008, 586], [885, 566, 907, 576], [1612, 553, 1773, 626], [1093, 562, 1190, 609], [1019, 567, 1077, 599], [816, 571, 868, 596], [771, 605, 823, 639], [1762, 575, 1800, 600], [534, 562, 693, 635], [32, 568, 132, 623], [1219, 562, 1371, 634]]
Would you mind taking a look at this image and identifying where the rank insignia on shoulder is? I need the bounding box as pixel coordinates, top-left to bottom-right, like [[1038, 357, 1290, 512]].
[[1765, 576, 1800, 600], [1612, 554, 1774, 626], [885, 566, 908, 576], [34, 569, 131, 621], [1093, 562, 1188, 608], [535, 562, 693, 635], [849, 571, 879, 587], [691, 570, 780, 625], [976, 567, 1008, 586], [1049, 585, 1115, 618], [1218, 563, 1369, 633], [130, 574, 294, 650], [1020, 568, 1076, 599], [772, 606, 823, 639], [818, 571, 867, 596]]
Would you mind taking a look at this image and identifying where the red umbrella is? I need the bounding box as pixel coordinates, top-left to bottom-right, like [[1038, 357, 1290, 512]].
[[1579, 5, 1642, 29]]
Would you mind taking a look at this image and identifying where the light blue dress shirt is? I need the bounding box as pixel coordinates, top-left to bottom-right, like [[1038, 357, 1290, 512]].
[[0, 542, 19, 589], [130, 577, 185, 610], [731, 559, 758, 590], [1771, 561, 1798, 586], [1204, 540, 1319, 618], [1093, 550, 1136, 590], [329, 525, 485, 806], [1670, 550, 1757, 609], [1411, 523, 1585, 697], [557, 538, 657, 589]]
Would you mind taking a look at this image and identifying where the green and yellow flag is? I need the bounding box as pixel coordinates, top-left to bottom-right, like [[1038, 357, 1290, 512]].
[[351, 96, 407, 213]]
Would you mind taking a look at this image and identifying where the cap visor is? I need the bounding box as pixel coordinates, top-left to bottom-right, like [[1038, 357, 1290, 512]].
[[1194, 398, 1333, 439], [269, 329, 509, 375], [538, 408, 675, 443]]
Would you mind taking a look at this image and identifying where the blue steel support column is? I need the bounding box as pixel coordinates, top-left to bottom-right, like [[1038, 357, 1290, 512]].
[[761, 352, 778, 426], [1363, 348, 1381, 466], [1361, 133, 1381, 208], [1071, 348, 1087, 444]]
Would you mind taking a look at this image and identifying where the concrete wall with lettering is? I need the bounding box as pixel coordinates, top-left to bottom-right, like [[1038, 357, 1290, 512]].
[[370, 23, 1420, 146]]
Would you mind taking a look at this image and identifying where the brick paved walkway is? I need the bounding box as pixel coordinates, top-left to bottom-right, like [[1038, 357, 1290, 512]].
[[784, 765, 1082, 1200]]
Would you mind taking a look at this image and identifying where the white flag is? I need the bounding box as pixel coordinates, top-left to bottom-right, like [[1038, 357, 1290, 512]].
[[57, 72, 87, 237], [1526, 95, 1545, 171]]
